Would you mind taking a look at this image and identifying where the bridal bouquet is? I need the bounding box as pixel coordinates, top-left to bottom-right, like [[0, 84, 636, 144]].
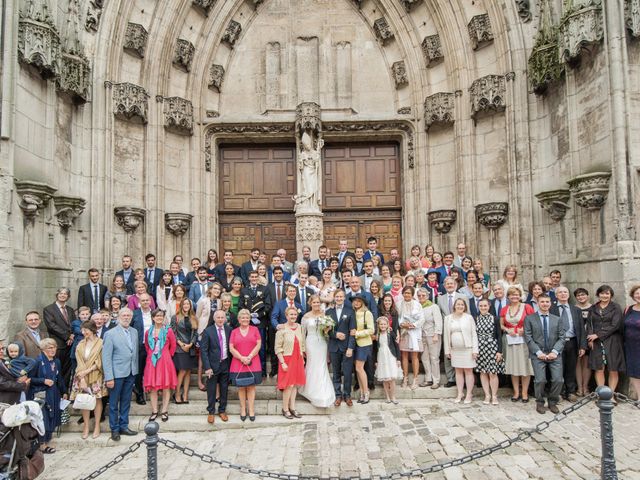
[[316, 315, 336, 339]]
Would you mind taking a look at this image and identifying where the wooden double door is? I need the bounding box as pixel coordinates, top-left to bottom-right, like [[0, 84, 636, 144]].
[[218, 143, 401, 262]]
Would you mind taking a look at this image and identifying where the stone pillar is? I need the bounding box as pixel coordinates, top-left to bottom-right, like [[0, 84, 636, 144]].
[[476, 202, 509, 280], [114, 207, 146, 255], [165, 213, 192, 257], [294, 102, 324, 258]]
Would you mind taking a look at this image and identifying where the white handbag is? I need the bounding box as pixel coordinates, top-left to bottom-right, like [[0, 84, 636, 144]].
[[73, 393, 96, 410]]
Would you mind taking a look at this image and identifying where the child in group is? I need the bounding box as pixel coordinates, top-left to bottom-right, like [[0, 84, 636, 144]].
[[70, 306, 91, 373], [374, 316, 401, 404], [5, 343, 37, 401]]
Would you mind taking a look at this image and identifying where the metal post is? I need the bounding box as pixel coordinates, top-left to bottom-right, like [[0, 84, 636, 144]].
[[144, 421, 160, 480], [596, 386, 618, 480]]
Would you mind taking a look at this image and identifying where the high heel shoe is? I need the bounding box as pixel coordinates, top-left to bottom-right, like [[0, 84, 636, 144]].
[[357, 394, 364, 404], [362, 393, 370, 404], [454, 397, 463, 404], [402, 377, 409, 389], [149, 412, 158, 422], [410, 379, 418, 391]]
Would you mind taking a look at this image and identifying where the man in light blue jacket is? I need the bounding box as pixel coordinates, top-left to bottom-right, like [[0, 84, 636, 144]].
[[102, 307, 139, 441]]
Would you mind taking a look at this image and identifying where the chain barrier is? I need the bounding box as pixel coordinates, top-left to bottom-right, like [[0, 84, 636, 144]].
[[614, 392, 640, 410], [76, 439, 144, 480]]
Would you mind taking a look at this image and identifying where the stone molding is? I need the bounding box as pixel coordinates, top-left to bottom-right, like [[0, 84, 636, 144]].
[[165, 213, 192, 236], [18, 3, 60, 80], [559, 0, 604, 66], [192, 0, 216, 16], [421, 34, 444, 67], [208, 64, 225, 91], [222, 20, 242, 48], [173, 39, 195, 72], [391, 61, 408, 89], [469, 74, 506, 119], [567, 171, 611, 210], [123, 23, 148, 58], [468, 13, 494, 50], [516, 0, 532, 22], [162, 96, 194, 135], [14, 180, 57, 220], [85, 1, 103, 32], [53, 195, 86, 230], [535, 189, 571, 221], [424, 92, 455, 130], [475, 202, 509, 229], [429, 210, 457, 234], [57, 49, 91, 103], [109, 82, 149, 123], [373, 18, 394, 45], [397, 107, 411, 115], [626, 0, 640, 38], [114, 206, 145, 233]]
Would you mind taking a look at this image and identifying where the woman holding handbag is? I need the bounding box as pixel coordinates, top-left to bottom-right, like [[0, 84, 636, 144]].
[[171, 298, 198, 404], [229, 309, 262, 421], [70, 320, 106, 439]]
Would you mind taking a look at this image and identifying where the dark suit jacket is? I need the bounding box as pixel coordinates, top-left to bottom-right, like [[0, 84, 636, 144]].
[[115, 269, 136, 294], [363, 250, 385, 265], [524, 312, 566, 357], [270, 299, 303, 329], [551, 303, 587, 350], [435, 265, 454, 287], [213, 263, 241, 281], [184, 271, 198, 291], [308, 259, 330, 279], [200, 324, 232, 374], [264, 283, 287, 314], [144, 268, 162, 298], [266, 268, 291, 284], [240, 261, 260, 284], [326, 305, 356, 353], [14, 328, 50, 359], [43, 303, 75, 348], [345, 290, 378, 318], [77, 283, 108, 312], [294, 286, 315, 312], [336, 251, 355, 268], [373, 331, 400, 361], [131, 308, 151, 348], [469, 296, 486, 319], [238, 285, 268, 327], [489, 298, 509, 318]]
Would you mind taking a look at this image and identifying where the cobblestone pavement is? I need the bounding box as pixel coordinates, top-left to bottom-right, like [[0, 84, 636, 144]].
[[46, 398, 640, 480]]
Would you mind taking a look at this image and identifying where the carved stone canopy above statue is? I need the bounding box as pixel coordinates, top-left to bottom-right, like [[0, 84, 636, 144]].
[[535, 189, 571, 221], [53, 195, 86, 230], [424, 92, 455, 130], [165, 213, 193, 236], [14, 180, 57, 220], [192, 0, 216, 16], [114, 206, 145, 233], [391, 61, 408, 89], [173, 39, 195, 72], [469, 74, 507, 119], [421, 35, 444, 67], [295, 102, 322, 138], [110, 82, 149, 123], [567, 171, 611, 210], [476, 202, 509, 229], [222, 20, 242, 48], [559, 0, 604, 66], [627, 0, 640, 38], [468, 13, 494, 50], [429, 210, 457, 234], [123, 23, 148, 58], [208, 64, 225, 91], [373, 18, 394, 45], [57, 49, 91, 103], [161, 96, 194, 135], [18, 3, 61, 80]]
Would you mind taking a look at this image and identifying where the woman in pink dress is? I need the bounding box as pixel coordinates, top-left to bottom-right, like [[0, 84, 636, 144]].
[[144, 309, 177, 422], [229, 309, 262, 422]]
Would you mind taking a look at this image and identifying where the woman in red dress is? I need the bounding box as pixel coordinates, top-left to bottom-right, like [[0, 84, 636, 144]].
[[143, 309, 177, 422], [275, 307, 306, 419]]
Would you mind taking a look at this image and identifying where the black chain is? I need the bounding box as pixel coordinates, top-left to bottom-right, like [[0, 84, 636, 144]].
[[76, 439, 144, 480], [614, 392, 640, 409], [158, 393, 598, 480]]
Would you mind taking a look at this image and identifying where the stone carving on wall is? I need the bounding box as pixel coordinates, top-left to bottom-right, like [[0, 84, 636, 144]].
[[14, 180, 57, 221], [468, 13, 494, 50], [351, 0, 363, 8], [123, 23, 148, 58], [397, 107, 411, 115], [429, 210, 457, 234], [535, 189, 571, 221], [559, 0, 604, 66], [296, 215, 323, 242], [162, 96, 194, 135], [516, 0, 532, 22], [401, 0, 419, 11], [421, 35, 444, 67], [222, 20, 242, 48], [192, 0, 216, 16], [114, 206, 145, 233], [173, 39, 195, 72], [85, 1, 103, 32], [208, 64, 225, 91], [165, 213, 192, 236], [469, 74, 506, 119], [53, 195, 86, 231], [56, 0, 91, 103], [294, 103, 323, 214], [373, 18, 394, 45], [626, 0, 640, 37], [391, 61, 408, 89], [424, 92, 455, 130], [18, 1, 60, 80], [567, 172, 611, 210], [476, 202, 509, 229], [529, 0, 564, 95], [110, 82, 149, 123], [252, 0, 264, 8]]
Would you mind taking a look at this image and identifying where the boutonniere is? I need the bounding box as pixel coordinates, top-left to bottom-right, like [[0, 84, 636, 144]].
[[341, 315, 347, 320], [297, 308, 302, 314], [257, 291, 262, 297]]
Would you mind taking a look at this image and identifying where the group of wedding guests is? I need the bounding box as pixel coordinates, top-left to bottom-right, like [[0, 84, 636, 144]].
[[2, 240, 639, 454]]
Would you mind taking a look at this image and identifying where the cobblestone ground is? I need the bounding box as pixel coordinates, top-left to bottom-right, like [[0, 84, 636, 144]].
[[46, 398, 640, 480]]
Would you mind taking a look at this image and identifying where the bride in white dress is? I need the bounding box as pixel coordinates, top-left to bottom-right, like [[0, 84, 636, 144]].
[[298, 295, 336, 408]]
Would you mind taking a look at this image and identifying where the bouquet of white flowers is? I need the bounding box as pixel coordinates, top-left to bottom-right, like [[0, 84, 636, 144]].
[[316, 315, 336, 338]]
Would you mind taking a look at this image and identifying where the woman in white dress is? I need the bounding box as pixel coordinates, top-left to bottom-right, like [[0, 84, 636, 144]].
[[318, 269, 337, 312], [298, 295, 336, 407], [394, 286, 424, 390]]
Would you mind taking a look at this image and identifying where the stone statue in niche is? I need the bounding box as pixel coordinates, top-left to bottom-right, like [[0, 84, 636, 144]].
[[294, 130, 323, 214]]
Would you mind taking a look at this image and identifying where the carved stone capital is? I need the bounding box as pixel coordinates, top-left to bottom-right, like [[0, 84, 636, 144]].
[[626, 0, 640, 38], [192, 0, 216, 16], [475, 202, 509, 229], [53, 195, 86, 230], [173, 39, 195, 72], [57, 49, 91, 103], [162, 96, 194, 135], [165, 213, 192, 236], [469, 74, 506, 118], [14, 180, 57, 220], [429, 210, 457, 234], [373, 18, 394, 45], [111, 82, 149, 123], [18, 6, 60, 80], [424, 92, 455, 130], [559, 1, 604, 66], [124, 23, 148, 58], [295, 213, 324, 242], [222, 20, 242, 48], [567, 171, 611, 210], [208, 64, 225, 91], [421, 35, 444, 67], [391, 61, 408, 89], [516, 0, 532, 22], [114, 206, 145, 233], [295, 102, 322, 135], [468, 13, 494, 50], [535, 189, 571, 221]]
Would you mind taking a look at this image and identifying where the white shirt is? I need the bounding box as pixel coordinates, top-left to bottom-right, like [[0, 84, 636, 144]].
[[216, 326, 227, 361], [142, 310, 152, 332]]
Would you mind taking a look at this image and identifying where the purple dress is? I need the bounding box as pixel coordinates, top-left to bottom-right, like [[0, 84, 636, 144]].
[[624, 308, 640, 378]]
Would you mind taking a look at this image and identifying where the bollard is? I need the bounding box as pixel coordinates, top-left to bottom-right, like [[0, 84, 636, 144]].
[[596, 386, 618, 480], [144, 421, 160, 480]]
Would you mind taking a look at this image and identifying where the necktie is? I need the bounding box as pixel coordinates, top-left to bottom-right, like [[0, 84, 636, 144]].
[[218, 327, 226, 360], [542, 315, 549, 352], [446, 266, 450, 275], [276, 284, 282, 301], [32, 330, 41, 343], [300, 289, 306, 310], [201, 284, 205, 297], [475, 298, 480, 311], [561, 305, 572, 337], [320, 260, 325, 271], [289, 300, 294, 309], [60, 305, 69, 324], [125, 328, 132, 349], [93, 285, 99, 309], [150, 269, 155, 283], [339, 252, 344, 263], [448, 295, 453, 313]]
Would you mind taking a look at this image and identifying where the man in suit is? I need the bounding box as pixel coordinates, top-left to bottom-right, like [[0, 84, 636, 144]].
[[353, 247, 365, 275], [267, 255, 291, 284], [144, 253, 162, 301], [239, 270, 269, 376], [363, 236, 385, 265], [346, 276, 378, 318], [388, 248, 401, 263], [437, 277, 470, 387], [213, 250, 241, 280], [541, 276, 558, 304], [188, 267, 213, 304], [524, 295, 566, 414], [43, 287, 76, 388], [549, 270, 562, 292], [551, 285, 587, 402], [78, 268, 107, 314], [490, 283, 509, 318], [327, 290, 356, 406], [341, 270, 353, 295], [102, 307, 139, 441], [295, 273, 314, 313], [453, 243, 467, 268], [240, 247, 261, 284], [309, 245, 330, 279], [184, 258, 202, 291], [436, 252, 455, 288], [265, 266, 287, 314], [270, 284, 302, 376], [0, 341, 30, 404], [169, 261, 186, 286], [15, 311, 50, 359], [359, 260, 382, 293], [277, 248, 295, 275], [468, 282, 487, 319], [94, 311, 110, 340], [299, 245, 312, 271], [201, 310, 233, 423], [336, 239, 355, 268], [131, 294, 153, 405], [115, 255, 135, 293]]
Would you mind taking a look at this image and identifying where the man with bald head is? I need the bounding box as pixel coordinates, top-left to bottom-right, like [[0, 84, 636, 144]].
[[201, 310, 232, 423]]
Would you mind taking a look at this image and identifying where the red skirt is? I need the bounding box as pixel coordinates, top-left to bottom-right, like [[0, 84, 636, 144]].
[[277, 337, 306, 390]]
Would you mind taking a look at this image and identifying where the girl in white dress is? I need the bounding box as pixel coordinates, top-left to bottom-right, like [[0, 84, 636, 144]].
[[298, 295, 336, 408], [375, 317, 401, 404]]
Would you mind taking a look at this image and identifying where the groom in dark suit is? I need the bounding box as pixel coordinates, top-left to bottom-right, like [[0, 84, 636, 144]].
[[524, 294, 566, 414], [327, 290, 356, 406]]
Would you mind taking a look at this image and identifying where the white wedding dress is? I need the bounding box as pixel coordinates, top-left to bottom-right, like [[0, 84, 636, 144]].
[[298, 313, 336, 408]]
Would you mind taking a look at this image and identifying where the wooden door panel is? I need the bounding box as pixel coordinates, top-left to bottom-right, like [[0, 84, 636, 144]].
[[323, 213, 402, 258], [219, 214, 295, 263]]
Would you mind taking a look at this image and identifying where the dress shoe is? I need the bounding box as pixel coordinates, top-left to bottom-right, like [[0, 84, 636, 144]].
[[120, 428, 138, 436], [548, 404, 560, 414], [219, 412, 228, 422], [566, 394, 578, 403], [536, 404, 546, 414], [207, 414, 215, 424], [136, 397, 147, 406], [419, 381, 433, 387], [290, 410, 302, 419], [444, 381, 456, 388], [334, 398, 342, 407], [430, 383, 440, 390], [111, 431, 121, 441], [345, 398, 353, 407]]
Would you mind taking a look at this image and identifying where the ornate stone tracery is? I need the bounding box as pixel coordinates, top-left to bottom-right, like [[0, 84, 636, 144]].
[[469, 74, 507, 118], [529, 0, 565, 95], [18, 1, 60, 80], [424, 92, 455, 130], [114, 206, 145, 233], [468, 13, 494, 50], [476, 202, 509, 229], [559, 0, 604, 66], [567, 172, 611, 210], [373, 18, 394, 44], [391, 61, 408, 89], [535, 189, 571, 221], [429, 210, 457, 234], [165, 213, 192, 236], [56, 0, 91, 103], [173, 39, 195, 71], [123, 23, 148, 58], [421, 34, 444, 67], [626, 0, 640, 37], [208, 64, 225, 91], [162, 96, 194, 135], [222, 20, 242, 47], [110, 82, 149, 123]]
